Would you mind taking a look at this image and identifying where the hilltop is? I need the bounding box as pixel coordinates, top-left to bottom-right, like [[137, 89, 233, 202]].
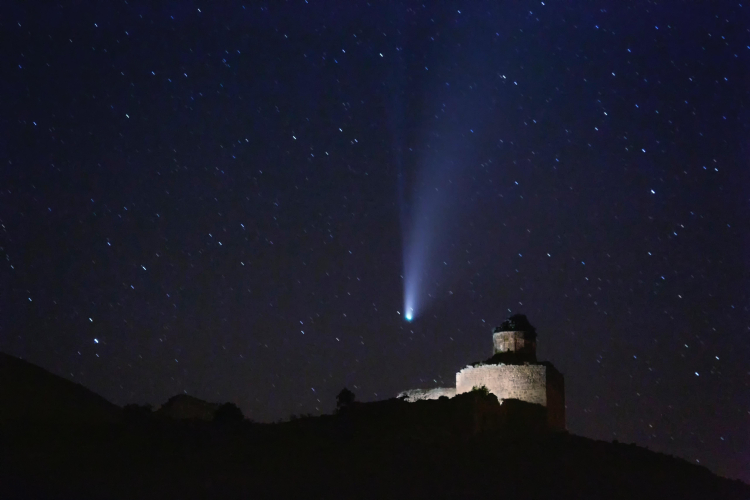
[[0, 352, 747, 499]]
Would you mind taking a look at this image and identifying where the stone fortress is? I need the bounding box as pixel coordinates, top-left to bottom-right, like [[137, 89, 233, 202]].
[[398, 314, 566, 431]]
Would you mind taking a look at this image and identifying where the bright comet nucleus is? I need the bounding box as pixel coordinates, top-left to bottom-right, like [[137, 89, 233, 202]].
[[405, 310, 413, 321]]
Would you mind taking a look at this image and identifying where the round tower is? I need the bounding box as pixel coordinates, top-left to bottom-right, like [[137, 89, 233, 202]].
[[491, 314, 537, 362]]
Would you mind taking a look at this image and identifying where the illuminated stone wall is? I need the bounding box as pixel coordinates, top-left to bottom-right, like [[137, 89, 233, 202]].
[[397, 387, 456, 402], [455, 363, 566, 431], [456, 364, 547, 405]]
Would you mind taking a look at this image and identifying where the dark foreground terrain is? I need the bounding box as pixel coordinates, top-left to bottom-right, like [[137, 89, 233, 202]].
[[1, 353, 748, 499]]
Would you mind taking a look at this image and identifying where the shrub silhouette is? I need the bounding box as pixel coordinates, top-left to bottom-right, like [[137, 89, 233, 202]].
[[471, 385, 490, 396]]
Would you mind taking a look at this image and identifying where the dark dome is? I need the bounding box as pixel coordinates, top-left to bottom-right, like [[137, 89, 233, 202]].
[[493, 314, 537, 340]]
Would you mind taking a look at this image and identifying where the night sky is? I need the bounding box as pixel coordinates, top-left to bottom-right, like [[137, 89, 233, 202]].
[[2, 0, 749, 482]]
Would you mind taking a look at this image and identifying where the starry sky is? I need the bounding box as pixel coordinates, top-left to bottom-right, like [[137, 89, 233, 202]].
[[2, 0, 749, 482]]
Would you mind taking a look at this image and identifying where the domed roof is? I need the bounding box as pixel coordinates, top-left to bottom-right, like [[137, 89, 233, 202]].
[[492, 314, 537, 340]]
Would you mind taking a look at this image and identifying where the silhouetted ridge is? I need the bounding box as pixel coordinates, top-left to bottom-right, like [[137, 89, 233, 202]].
[[0, 352, 121, 423], [1, 354, 748, 499]]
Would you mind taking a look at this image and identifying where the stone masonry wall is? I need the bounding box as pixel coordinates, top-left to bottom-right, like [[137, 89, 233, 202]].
[[397, 387, 456, 402], [455, 364, 547, 406], [492, 331, 534, 354]]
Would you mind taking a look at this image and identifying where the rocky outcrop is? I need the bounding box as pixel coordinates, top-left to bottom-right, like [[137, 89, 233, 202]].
[[156, 394, 221, 421]]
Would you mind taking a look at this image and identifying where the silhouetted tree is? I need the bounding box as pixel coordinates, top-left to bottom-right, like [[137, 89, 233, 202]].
[[336, 388, 356, 410], [213, 402, 244, 424]]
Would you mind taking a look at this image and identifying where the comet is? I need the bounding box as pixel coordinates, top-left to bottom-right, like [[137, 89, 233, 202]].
[[400, 159, 449, 322], [395, 69, 483, 323]]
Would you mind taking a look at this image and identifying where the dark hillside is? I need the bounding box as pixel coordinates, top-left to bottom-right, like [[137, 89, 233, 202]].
[[1, 401, 749, 499], [0, 354, 747, 499], [0, 352, 121, 424]]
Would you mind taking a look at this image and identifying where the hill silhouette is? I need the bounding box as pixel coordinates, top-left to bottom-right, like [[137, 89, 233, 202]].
[[0, 353, 747, 499], [0, 352, 121, 424]]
